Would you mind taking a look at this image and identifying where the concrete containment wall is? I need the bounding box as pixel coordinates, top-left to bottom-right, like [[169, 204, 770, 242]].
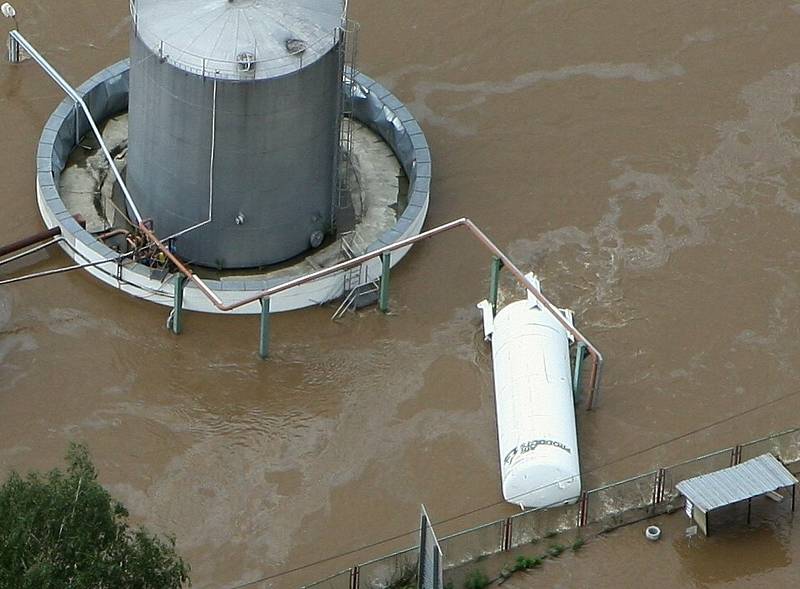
[[36, 61, 431, 314]]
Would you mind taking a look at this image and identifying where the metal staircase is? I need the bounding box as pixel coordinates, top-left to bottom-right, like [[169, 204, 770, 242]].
[[332, 231, 378, 320]]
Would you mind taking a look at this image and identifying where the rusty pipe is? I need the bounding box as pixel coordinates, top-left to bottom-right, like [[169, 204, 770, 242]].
[[136, 217, 604, 403], [0, 227, 61, 258], [4, 31, 606, 398], [0, 214, 84, 259], [97, 228, 130, 241], [462, 219, 604, 409]]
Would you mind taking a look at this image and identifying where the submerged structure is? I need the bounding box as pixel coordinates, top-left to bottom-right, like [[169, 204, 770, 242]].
[[31, 0, 432, 313], [128, 0, 345, 268], [479, 276, 582, 508]]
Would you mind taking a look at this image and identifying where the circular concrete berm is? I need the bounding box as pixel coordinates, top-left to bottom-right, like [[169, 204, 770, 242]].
[[36, 60, 431, 314]]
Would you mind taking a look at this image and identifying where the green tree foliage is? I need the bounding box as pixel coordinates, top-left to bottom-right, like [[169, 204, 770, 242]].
[[0, 443, 190, 588]]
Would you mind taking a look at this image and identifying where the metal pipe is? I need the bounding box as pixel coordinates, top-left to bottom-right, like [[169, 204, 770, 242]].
[[0, 227, 60, 258], [135, 217, 604, 402], [3, 32, 607, 399], [0, 236, 62, 267], [462, 219, 604, 407], [159, 77, 217, 242], [0, 251, 132, 285], [96, 228, 129, 241], [9, 30, 144, 225]]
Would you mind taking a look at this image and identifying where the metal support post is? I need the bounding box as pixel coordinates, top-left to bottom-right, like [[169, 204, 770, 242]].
[[747, 498, 752, 525], [573, 341, 587, 404], [730, 445, 742, 466], [578, 491, 589, 527], [379, 252, 391, 313], [7, 33, 20, 63], [259, 297, 271, 359], [651, 471, 660, 508], [489, 256, 503, 314], [171, 274, 186, 335], [502, 517, 512, 551], [349, 565, 360, 589]]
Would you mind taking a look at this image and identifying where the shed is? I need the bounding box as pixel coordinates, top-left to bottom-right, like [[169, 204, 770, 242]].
[[676, 453, 797, 536]]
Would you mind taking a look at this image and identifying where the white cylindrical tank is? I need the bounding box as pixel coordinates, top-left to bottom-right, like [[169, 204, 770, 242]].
[[490, 297, 581, 508]]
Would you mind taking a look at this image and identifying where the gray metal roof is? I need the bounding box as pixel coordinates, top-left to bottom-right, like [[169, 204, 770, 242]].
[[132, 0, 344, 80], [676, 454, 797, 513]]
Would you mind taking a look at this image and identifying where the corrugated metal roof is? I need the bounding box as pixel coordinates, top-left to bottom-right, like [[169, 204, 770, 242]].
[[676, 454, 797, 513], [133, 0, 344, 79]]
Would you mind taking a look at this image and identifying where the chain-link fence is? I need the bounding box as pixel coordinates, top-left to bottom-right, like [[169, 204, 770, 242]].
[[302, 427, 800, 589], [584, 470, 658, 529], [303, 569, 353, 589], [438, 521, 504, 569], [509, 501, 580, 547], [740, 428, 800, 464], [661, 448, 734, 502], [357, 548, 419, 589]]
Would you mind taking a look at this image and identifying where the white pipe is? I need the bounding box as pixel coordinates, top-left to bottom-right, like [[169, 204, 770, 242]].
[[160, 77, 216, 241], [15, 31, 216, 244], [10, 30, 144, 225]]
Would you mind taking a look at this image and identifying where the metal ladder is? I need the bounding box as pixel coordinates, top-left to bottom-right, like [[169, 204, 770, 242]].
[[334, 21, 360, 229], [332, 232, 377, 320]]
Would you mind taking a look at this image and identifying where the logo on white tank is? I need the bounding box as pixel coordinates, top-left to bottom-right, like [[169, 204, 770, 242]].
[[504, 439, 572, 465]]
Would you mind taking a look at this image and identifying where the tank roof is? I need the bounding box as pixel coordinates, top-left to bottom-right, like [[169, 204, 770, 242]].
[[131, 0, 345, 80]]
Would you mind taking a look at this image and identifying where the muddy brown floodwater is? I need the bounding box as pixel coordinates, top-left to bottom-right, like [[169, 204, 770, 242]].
[[2, 0, 800, 587]]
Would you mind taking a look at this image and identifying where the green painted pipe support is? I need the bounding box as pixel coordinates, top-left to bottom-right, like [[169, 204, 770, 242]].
[[489, 256, 504, 314], [171, 274, 186, 335], [259, 297, 271, 359], [573, 341, 587, 404], [379, 252, 391, 313]]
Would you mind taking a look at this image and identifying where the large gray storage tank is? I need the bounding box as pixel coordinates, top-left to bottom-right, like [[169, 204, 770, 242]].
[[127, 0, 344, 268]]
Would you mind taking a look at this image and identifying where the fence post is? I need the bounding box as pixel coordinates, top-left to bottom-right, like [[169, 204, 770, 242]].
[[259, 297, 271, 359], [502, 517, 513, 551], [171, 273, 186, 335], [578, 491, 589, 527], [488, 256, 503, 314], [731, 445, 742, 467], [379, 252, 391, 313], [652, 468, 666, 508]]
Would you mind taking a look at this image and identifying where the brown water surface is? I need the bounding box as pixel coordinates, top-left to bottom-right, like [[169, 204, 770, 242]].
[[2, 0, 800, 587]]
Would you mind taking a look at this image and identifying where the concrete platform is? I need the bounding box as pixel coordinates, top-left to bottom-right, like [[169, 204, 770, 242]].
[[58, 116, 403, 285]]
